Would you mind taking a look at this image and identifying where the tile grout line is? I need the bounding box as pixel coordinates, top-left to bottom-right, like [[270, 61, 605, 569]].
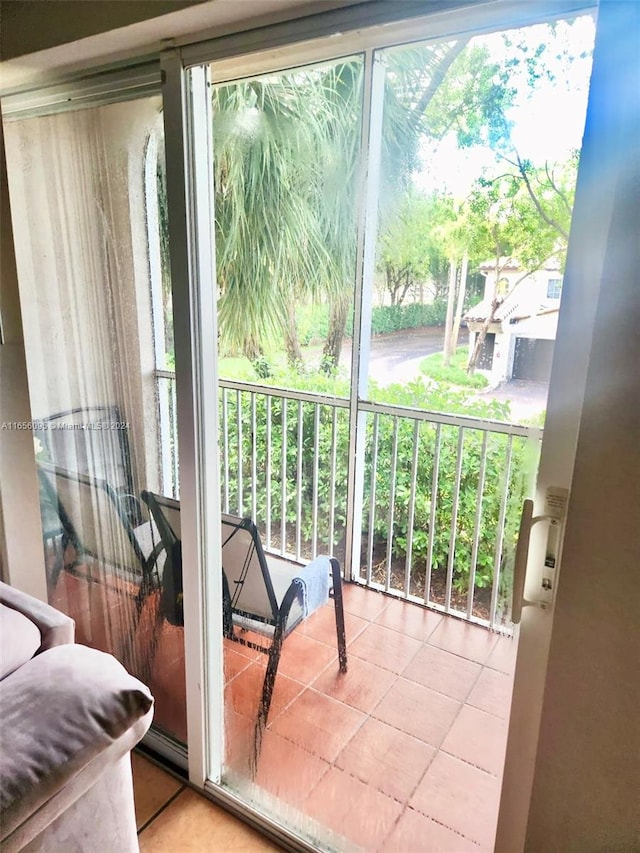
[[137, 784, 187, 836]]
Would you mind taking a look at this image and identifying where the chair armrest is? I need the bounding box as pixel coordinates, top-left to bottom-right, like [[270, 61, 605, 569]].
[[0, 581, 74, 650]]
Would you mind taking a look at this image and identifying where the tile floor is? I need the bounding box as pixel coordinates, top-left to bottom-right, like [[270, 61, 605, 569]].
[[132, 752, 282, 851], [52, 571, 518, 852], [223, 584, 517, 852]]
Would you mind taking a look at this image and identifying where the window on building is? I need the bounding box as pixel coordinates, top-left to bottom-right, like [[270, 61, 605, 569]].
[[547, 277, 563, 299]]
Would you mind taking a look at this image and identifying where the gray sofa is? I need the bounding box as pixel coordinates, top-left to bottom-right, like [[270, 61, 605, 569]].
[[0, 581, 154, 851]]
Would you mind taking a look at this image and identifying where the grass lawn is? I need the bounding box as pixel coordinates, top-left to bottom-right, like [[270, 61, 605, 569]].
[[419, 346, 489, 389]]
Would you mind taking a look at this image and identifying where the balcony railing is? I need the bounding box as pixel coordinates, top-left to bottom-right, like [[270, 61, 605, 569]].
[[156, 370, 542, 629]]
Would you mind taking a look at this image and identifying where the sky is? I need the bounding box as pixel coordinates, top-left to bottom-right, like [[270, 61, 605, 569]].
[[415, 15, 596, 198]]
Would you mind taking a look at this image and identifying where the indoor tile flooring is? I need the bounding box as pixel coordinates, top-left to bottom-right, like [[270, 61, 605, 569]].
[[52, 571, 518, 851], [131, 752, 283, 851]]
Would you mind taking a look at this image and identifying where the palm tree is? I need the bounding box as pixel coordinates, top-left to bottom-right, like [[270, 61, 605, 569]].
[[212, 60, 363, 367]]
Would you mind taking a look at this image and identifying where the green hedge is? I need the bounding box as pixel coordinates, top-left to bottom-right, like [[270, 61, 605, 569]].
[[298, 301, 448, 344]]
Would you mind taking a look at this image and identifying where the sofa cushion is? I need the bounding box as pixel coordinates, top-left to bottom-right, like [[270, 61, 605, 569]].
[[0, 604, 41, 679], [0, 644, 153, 840]]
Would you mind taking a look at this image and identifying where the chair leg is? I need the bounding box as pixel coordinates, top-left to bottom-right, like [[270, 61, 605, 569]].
[[251, 625, 285, 775], [331, 558, 348, 674]]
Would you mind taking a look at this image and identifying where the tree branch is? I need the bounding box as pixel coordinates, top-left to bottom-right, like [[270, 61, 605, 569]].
[[544, 161, 573, 217], [515, 152, 570, 242]]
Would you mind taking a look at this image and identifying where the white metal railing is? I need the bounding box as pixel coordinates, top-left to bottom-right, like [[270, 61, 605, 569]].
[[156, 371, 542, 628]]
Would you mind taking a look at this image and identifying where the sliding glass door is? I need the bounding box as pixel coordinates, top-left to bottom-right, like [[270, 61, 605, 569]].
[[3, 93, 188, 755]]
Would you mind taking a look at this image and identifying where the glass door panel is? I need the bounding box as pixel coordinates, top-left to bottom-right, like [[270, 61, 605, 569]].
[[360, 17, 594, 624], [204, 55, 365, 848], [3, 96, 187, 747]]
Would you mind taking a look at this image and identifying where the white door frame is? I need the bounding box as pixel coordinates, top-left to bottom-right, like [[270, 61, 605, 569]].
[[495, 1, 631, 847]]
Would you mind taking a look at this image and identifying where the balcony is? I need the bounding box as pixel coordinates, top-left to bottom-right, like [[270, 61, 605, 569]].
[[50, 566, 516, 852]]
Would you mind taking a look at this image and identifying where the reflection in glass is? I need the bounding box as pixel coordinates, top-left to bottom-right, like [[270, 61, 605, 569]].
[[4, 98, 187, 745]]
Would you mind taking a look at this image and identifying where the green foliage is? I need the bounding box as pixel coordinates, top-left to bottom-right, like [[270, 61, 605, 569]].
[[420, 347, 489, 389], [220, 372, 537, 597], [296, 302, 447, 344], [377, 191, 456, 306]]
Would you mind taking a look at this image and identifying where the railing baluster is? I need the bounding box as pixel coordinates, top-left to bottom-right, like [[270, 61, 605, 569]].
[[280, 397, 287, 556], [251, 392, 257, 523], [312, 404, 320, 560], [296, 399, 303, 562], [266, 395, 272, 549], [404, 419, 421, 600], [385, 416, 399, 593], [445, 428, 465, 613], [329, 406, 338, 554], [467, 431, 489, 620], [489, 435, 514, 628], [424, 423, 441, 605], [236, 388, 243, 515], [366, 413, 379, 586], [221, 387, 229, 514]]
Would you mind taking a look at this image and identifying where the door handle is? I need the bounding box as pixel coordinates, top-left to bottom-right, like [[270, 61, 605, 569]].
[[512, 499, 557, 624]]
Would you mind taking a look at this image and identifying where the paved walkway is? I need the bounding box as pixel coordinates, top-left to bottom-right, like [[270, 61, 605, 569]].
[[338, 328, 548, 422]]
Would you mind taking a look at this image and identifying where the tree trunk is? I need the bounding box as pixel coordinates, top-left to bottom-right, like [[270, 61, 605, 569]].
[[468, 298, 499, 374], [451, 251, 468, 353], [284, 301, 303, 369], [321, 295, 349, 375], [442, 259, 457, 368]]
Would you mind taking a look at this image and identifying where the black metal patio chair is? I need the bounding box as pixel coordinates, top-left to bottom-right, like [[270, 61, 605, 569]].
[[140, 490, 348, 769]]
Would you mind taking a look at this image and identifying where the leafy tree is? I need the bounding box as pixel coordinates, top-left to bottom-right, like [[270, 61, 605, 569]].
[[376, 190, 454, 306], [465, 154, 578, 372]]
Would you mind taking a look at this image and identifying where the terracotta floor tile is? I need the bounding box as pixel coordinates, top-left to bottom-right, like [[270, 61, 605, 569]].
[[224, 646, 253, 682], [440, 705, 508, 776], [379, 806, 480, 853], [254, 731, 331, 808], [132, 752, 183, 830], [277, 632, 338, 683], [349, 622, 423, 674], [224, 661, 304, 724], [372, 678, 461, 747], [374, 598, 443, 641], [271, 689, 365, 763], [467, 667, 514, 719], [410, 752, 501, 848], [310, 656, 396, 714], [304, 766, 403, 851], [138, 788, 282, 852], [341, 583, 389, 621], [403, 644, 482, 701], [428, 618, 498, 664], [335, 717, 435, 803], [300, 603, 369, 647], [485, 634, 518, 675]]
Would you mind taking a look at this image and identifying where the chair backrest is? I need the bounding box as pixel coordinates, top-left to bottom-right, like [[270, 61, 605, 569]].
[[38, 462, 148, 579], [220, 514, 279, 626], [141, 491, 181, 542], [135, 496, 281, 627], [140, 491, 183, 626], [35, 405, 134, 498]]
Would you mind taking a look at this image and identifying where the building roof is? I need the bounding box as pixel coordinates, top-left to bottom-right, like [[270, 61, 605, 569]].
[[478, 257, 562, 273], [465, 282, 560, 324]]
